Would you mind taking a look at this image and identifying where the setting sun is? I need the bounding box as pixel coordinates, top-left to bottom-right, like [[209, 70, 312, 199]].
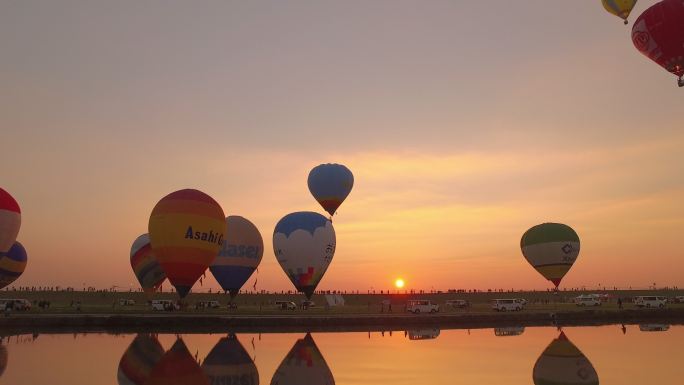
[[394, 278, 405, 289]]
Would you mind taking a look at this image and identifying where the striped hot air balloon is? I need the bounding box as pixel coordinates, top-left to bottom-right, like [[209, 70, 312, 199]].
[[0, 242, 27, 290], [533, 331, 599, 385], [117, 334, 165, 385], [307, 163, 354, 216], [146, 339, 209, 385], [271, 333, 334, 385], [209, 216, 263, 299], [149, 189, 226, 298], [602, 0, 638, 24], [521, 223, 580, 289], [202, 334, 259, 385], [0, 188, 21, 253], [273, 212, 336, 300], [130, 234, 166, 293], [0, 344, 7, 378]]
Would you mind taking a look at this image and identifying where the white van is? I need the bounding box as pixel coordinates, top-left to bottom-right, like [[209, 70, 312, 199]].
[[275, 301, 296, 310], [491, 299, 523, 312], [118, 299, 136, 306], [574, 295, 601, 307], [406, 300, 439, 314], [150, 299, 179, 311], [196, 300, 220, 309], [445, 299, 469, 308], [634, 296, 667, 308]]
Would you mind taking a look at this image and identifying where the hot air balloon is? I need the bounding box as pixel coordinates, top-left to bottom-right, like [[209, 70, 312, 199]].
[[273, 212, 336, 300], [148, 189, 226, 298], [117, 334, 165, 385], [0, 242, 27, 290], [602, 0, 638, 24], [209, 216, 263, 299], [0, 188, 20, 253], [130, 234, 166, 293], [632, 0, 684, 87], [202, 334, 259, 385], [270, 333, 334, 385], [533, 331, 599, 385], [146, 339, 209, 385], [307, 163, 354, 216], [521, 223, 580, 289]]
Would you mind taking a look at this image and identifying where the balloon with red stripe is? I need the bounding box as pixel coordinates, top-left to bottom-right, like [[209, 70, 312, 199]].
[[130, 234, 166, 293], [149, 189, 226, 298], [146, 339, 209, 385], [0, 188, 21, 253]]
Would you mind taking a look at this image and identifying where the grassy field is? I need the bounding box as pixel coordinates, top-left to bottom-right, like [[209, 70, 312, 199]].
[[0, 289, 682, 315]]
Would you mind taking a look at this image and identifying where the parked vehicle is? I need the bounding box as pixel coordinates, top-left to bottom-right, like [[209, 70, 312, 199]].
[[445, 299, 469, 308], [275, 301, 297, 310], [150, 299, 179, 311], [491, 299, 523, 312], [574, 295, 602, 307], [515, 298, 528, 306], [301, 300, 315, 309], [406, 300, 439, 314], [118, 298, 136, 306], [196, 300, 220, 309], [634, 296, 667, 309], [0, 299, 31, 311], [672, 296, 684, 303]]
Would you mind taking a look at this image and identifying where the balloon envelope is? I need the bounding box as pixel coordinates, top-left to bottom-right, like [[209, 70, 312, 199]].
[[117, 334, 165, 385], [202, 334, 259, 385], [0, 188, 21, 253], [0, 241, 27, 290], [521, 223, 580, 288], [533, 331, 599, 385], [273, 212, 336, 299], [307, 163, 354, 216], [146, 339, 209, 385], [130, 234, 166, 293], [149, 189, 226, 298], [632, 0, 684, 81], [209, 216, 263, 298], [270, 333, 334, 385], [602, 0, 638, 24], [0, 344, 6, 378]]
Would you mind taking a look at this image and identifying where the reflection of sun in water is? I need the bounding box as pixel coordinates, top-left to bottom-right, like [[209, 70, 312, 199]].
[[395, 278, 405, 289]]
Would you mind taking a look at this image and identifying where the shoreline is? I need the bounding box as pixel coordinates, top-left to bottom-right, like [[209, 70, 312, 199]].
[[0, 308, 682, 334]]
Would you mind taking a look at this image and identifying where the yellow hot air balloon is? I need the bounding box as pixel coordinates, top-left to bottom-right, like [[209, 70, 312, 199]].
[[601, 0, 638, 25]]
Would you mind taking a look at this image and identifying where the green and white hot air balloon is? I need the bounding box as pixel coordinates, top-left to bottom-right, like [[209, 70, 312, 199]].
[[520, 223, 580, 289]]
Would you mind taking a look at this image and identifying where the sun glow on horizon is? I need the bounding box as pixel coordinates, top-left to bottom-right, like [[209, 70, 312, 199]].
[[395, 278, 405, 289]]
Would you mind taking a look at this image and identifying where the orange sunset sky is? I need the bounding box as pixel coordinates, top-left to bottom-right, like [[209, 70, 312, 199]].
[[1, 1, 682, 293]]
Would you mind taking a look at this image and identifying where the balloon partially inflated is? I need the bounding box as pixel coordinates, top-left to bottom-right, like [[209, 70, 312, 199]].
[[202, 334, 259, 385], [0, 242, 27, 290], [210, 216, 263, 298], [602, 0, 638, 24], [533, 332, 599, 385], [130, 234, 166, 293], [521, 223, 580, 288], [270, 333, 334, 385], [149, 189, 226, 298], [0, 188, 21, 253], [146, 339, 209, 385], [632, 0, 684, 83], [273, 212, 336, 299], [117, 334, 165, 385], [307, 163, 354, 216]]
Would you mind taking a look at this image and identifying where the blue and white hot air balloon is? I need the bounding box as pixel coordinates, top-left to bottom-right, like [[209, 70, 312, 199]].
[[273, 212, 336, 299]]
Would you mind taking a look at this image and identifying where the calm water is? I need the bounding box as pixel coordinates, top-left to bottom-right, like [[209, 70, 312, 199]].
[[0, 324, 681, 384]]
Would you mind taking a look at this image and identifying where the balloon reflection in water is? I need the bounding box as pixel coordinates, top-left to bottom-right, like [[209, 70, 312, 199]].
[[271, 333, 334, 385], [146, 339, 209, 385], [533, 331, 599, 385], [202, 334, 259, 385], [117, 334, 165, 385], [0, 344, 7, 378]]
